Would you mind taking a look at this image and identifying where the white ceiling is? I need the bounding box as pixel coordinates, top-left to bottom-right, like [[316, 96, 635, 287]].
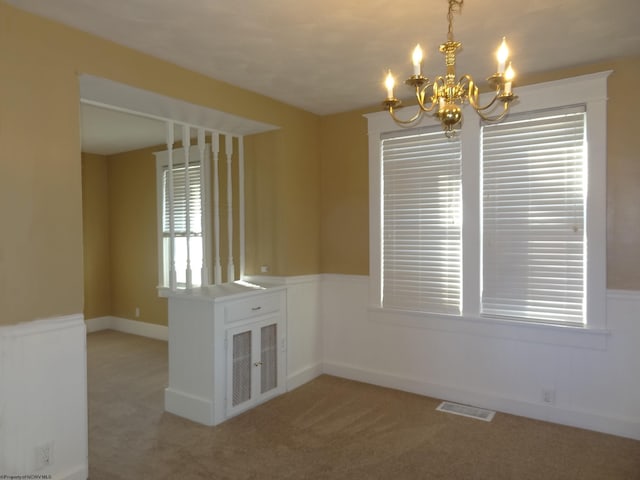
[[80, 104, 166, 156], [8, 0, 640, 153]]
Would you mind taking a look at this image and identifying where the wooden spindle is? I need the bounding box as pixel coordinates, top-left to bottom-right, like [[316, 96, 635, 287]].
[[166, 121, 176, 290], [197, 128, 209, 286], [238, 137, 245, 280], [212, 133, 222, 284], [226, 135, 235, 282], [182, 125, 192, 289]]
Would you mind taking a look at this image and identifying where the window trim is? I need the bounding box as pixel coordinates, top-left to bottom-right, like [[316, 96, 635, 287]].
[[365, 71, 611, 336]]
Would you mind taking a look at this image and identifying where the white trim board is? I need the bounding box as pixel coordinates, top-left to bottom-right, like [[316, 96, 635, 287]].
[[287, 362, 323, 392], [165, 387, 215, 426], [85, 316, 168, 341]]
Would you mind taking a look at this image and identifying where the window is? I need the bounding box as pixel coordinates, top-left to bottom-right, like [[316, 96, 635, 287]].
[[155, 145, 210, 288], [381, 129, 462, 315], [367, 72, 609, 329], [482, 107, 586, 324]]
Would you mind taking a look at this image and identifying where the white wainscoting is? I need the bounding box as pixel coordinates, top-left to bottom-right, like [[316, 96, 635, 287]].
[[0, 314, 88, 479], [83, 275, 639, 441], [85, 316, 168, 341], [320, 275, 640, 441]]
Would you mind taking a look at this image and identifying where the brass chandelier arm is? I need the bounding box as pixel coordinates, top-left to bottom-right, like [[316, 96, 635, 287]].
[[417, 86, 440, 113], [405, 76, 440, 113], [387, 104, 424, 125], [474, 100, 512, 122], [468, 90, 502, 113], [465, 74, 517, 122], [464, 75, 501, 112]]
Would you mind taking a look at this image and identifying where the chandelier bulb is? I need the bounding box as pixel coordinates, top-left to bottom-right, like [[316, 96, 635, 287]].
[[504, 62, 515, 94], [412, 44, 423, 76], [385, 70, 396, 100], [497, 37, 509, 73], [504, 62, 515, 81]]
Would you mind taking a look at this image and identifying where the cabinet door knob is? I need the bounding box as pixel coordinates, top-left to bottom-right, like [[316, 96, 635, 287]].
[[251, 306, 262, 311], [253, 361, 263, 367]]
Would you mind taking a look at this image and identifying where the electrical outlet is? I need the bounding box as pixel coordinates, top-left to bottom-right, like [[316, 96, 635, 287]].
[[260, 265, 269, 273], [542, 388, 556, 405], [34, 441, 54, 470], [135, 307, 140, 318]]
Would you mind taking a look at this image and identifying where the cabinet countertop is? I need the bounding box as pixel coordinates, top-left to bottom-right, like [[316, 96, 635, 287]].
[[158, 280, 286, 302]]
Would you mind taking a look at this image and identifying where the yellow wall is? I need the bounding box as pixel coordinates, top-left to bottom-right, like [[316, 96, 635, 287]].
[[108, 146, 168, 325], [601, 58, 640, 289], [0, 2, 320, 326], [318, 56, 640, 292], [244, 132, 278, 275], [81, 153, 111, 319], [0, 3, 84, 325], [319, 110, 371, 274], [82, 147, 165, 325]]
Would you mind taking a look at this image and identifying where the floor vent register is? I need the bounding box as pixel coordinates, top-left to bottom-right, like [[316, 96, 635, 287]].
[[436, 401, 496, 422]]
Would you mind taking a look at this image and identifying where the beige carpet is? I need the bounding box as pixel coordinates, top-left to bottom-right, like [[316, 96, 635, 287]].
[[87, 330, 640, 479]]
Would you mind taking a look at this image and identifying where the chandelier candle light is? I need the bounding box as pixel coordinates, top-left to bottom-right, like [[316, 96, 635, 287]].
[[383, 0, 517, 136]]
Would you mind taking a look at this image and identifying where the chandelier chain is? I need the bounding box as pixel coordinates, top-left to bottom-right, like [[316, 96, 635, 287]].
[[447, 0, 464, 41]]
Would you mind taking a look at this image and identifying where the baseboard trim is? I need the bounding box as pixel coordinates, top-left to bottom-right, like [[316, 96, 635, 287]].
[[85, 316, 113, 333], [287, 362, 323, 391], [85, 316, 168, 341], [112, 317, 168, 341], [323, 361, 640, 441], [164, 387, 215, 426]]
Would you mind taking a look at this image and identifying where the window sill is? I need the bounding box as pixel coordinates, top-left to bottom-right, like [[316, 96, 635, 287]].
[[367, 306, 610, 350]]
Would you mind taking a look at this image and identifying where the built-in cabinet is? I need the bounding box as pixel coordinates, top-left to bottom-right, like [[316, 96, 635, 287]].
[[163, 283, 286, 426]]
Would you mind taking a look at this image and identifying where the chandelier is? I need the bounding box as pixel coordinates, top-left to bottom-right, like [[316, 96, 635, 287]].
[[382, 0, 517, 136]]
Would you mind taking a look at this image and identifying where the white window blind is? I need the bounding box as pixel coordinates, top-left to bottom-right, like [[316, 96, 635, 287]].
[[162, 162, 203, 287], [481, 107, 586, 324], [162, 163, 202, 236], [382, 129, 462, 314]]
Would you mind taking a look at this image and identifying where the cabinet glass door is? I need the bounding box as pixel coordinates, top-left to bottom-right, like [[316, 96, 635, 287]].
[[232, 330, 252, 407], [260, 324, 278, 394]]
